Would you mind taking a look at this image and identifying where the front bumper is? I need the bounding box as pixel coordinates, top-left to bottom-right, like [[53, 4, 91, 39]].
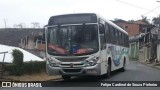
[[46, 63, 101, 76]]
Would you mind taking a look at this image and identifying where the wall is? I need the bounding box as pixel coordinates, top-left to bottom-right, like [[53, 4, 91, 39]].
[[139, 46, 151, 61], [129, 41, 139, 60], [116, 23, 140, 36], [27, 36, 35, 49]]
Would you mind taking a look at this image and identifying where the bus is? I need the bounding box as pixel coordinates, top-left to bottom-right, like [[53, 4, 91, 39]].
[[44, 13, 129, 80]]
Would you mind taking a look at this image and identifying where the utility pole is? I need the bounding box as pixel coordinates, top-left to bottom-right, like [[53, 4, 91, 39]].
[[3, 19, 7, 28]]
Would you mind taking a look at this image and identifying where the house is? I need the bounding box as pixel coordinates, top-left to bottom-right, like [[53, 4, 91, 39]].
[[139, 26, 158, 62], [129, 34, 144, 60], [0, 28, 45, 58], [0, 28, 43, 46], [19, 32, 45, 58], [114, 20, 149, 37], [114, 20, 154, 60]]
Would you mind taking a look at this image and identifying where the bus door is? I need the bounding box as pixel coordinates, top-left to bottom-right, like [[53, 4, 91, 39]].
[[99, 20, 107, 74]]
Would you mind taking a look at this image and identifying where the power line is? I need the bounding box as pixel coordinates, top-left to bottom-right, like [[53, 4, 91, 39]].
[[116, 0, 159, 13], [135, 5, 160, 20], [116, 0, 152, 11], [143, 5, 160, 16], [116, 0, 160, 20]]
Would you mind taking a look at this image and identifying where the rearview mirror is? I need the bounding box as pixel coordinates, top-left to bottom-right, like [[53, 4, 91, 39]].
[[42, 25, 48, 42]]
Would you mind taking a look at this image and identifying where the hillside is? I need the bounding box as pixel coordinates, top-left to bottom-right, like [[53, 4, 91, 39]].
[[0, 28, 43, 47]]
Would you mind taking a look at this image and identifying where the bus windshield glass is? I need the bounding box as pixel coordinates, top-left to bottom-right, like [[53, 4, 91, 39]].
[[47, 24, 99, 56]]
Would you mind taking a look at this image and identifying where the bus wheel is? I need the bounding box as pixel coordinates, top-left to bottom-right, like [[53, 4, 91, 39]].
[[106, 64, 111, 78], [62, 75, 71, 81], [121, 60, 126, 72]]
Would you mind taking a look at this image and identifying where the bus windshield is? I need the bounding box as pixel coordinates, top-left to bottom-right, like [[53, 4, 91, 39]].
[[47, 24, 99, 56]]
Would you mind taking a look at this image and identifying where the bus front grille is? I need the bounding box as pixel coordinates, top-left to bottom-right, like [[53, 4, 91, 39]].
[[63, 69, 82, 73], [55, 57, 88, 62], [60, 63, 85, 67]]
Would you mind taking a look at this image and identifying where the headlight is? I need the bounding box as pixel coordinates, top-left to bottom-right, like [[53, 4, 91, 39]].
[[88, 60, 96, 66], [85, 57, 99, 66], [48, 58, 60, 67]]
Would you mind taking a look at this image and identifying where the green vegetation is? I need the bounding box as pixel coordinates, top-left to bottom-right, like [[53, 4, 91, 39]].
[[5, 61, 46, 75], [12, 49, 24, 65], [10, 49, 24, 75], [5, 49, 46, 75], [23, 61, 46, 74]]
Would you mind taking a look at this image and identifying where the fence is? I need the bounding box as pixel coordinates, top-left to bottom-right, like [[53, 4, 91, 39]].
[[0, 51, 8, 78]]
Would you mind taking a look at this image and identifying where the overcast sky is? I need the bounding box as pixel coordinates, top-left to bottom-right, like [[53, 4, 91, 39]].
[[0, 0, 160, 28]]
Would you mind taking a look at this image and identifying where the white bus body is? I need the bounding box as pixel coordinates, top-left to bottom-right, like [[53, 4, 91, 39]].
[[45, 13, 129, 80]]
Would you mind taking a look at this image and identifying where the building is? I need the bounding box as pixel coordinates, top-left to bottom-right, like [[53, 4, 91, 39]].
[[129, 35, 139, 60], [0, 28, 45, 58], [139, 26, 158, 62], [0, 28, 43, 46], [114, 20, 150, 37], [19, 32, 45, 58], [114, 20, 154, 61]]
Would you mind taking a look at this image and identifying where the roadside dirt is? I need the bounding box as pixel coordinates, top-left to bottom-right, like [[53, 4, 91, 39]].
[[2, 72, 61, 81]]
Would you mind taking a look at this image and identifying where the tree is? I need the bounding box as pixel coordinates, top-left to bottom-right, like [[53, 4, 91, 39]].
[[19, 23, 25, 28], [31, 22, 40, 28], [152, 15, 160, 26], [12, 49, 24, 65], [141, 15, 150, 24], [13, 23, 25, 28], [128, 20, 135, 23], [11, 49, 24, 75]]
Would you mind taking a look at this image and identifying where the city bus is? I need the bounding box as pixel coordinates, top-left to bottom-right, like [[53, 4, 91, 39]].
[[44, 13, 129, 80]]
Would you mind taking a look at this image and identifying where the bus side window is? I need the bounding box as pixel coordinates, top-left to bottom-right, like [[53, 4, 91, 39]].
[[124, 34, 127, 47], [123, 33, 126, 47], [99, 24, 105, 34], [121, 33, 124, 46], [119, 31, 122, 46], [115, 28, 119, 45], [105, 23, 110, 43], [109, 26, 114, 44], [126, 35, 129, 47]]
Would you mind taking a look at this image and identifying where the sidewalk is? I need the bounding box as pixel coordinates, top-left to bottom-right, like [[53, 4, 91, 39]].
[[138, 60, 160, 70]]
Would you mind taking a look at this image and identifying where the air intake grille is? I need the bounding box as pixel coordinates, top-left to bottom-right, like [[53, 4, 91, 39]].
[[56, 57, 88, 62], [63, 69, 82, 73]]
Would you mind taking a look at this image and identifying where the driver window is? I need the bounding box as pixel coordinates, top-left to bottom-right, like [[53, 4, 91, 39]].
[[99, 24, 106, 49]]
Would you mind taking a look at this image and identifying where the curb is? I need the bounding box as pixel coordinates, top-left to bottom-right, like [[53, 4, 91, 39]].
[[153, 65, 160, 70], [137, 60, 160, 70], [48, 78, 62, 81], [0, 78, 18, 81], [0, 76, 62, 81]]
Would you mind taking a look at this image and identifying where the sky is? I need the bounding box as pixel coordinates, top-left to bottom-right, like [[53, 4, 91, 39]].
[[0, 0, 160, 28]]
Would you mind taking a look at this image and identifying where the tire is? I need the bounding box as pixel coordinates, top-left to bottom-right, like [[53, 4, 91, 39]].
[[106, 64, 111, 78], [62, 75, 71, 81], [121, 60, 126, 72]]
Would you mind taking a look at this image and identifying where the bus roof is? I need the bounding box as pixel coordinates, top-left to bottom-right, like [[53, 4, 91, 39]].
[[48, 13, 97, 25], [49, 13, 97, 19], [49, 13, 128, 35]]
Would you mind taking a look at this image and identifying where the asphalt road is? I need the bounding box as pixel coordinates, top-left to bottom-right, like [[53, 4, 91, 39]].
[[50, 60, 160, 81], [1, 61, 160, 90]]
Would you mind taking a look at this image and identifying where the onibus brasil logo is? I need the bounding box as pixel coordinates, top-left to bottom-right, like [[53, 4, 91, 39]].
[[1, 82, 42, 87]]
